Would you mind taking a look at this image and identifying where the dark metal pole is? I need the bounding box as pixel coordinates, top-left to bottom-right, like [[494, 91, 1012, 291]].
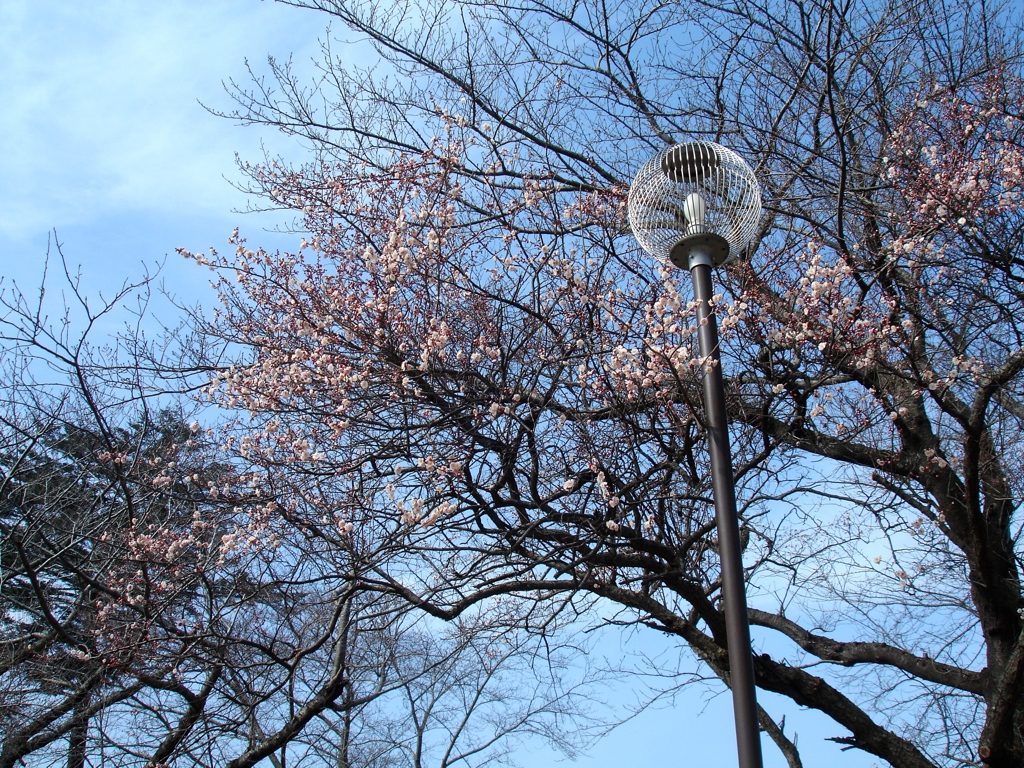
[[689, 256, 764, 768]]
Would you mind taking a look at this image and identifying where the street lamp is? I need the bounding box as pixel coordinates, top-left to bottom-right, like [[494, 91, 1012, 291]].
[[628, 141, 764, 768]]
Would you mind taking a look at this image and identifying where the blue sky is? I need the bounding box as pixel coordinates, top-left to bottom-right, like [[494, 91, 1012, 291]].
[[0, 0, 319, 306], [0, 2, 880, 766]]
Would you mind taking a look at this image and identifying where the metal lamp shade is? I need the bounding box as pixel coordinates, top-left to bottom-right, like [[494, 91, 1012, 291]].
[[628, 141, 762, 268]]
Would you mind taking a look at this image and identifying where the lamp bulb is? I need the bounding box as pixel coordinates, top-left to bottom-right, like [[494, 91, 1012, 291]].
[[683, 192, 706, 235]]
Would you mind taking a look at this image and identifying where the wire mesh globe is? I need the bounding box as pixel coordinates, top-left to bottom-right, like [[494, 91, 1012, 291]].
[[628, 141, 762, 268]]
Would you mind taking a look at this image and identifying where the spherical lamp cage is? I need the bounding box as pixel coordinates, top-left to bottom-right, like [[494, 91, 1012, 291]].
[[628, 141, 762, 269]]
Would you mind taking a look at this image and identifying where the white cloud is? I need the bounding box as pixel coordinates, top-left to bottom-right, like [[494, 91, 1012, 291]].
[[0, 0, 327, 239]]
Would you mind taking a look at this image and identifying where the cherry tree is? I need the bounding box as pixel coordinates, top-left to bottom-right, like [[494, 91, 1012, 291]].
[[0, 250, 596, 768], [195, 0, 1024, 765], [0, 255, 231, 768]]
